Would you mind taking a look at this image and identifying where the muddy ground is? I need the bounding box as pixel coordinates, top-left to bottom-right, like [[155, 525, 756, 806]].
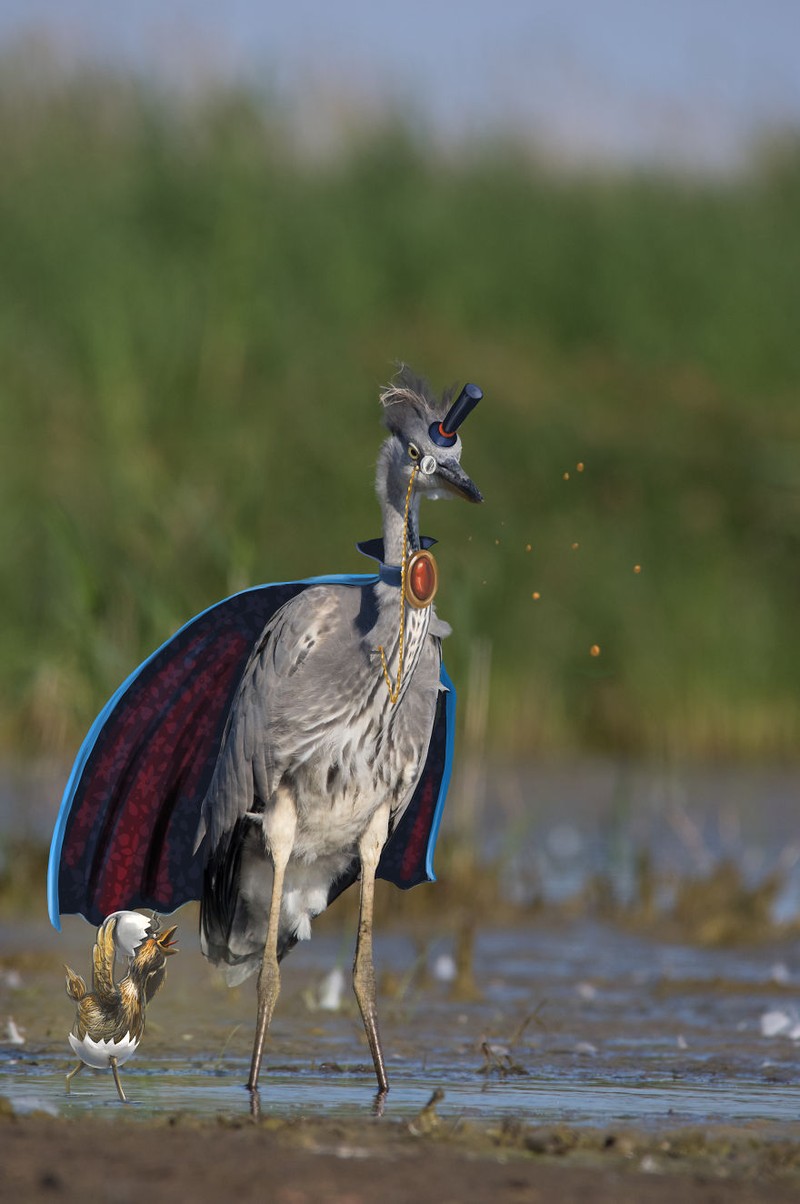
[[5, 761, 800, 1201], [7, 1109, 800, 1204], [5, 905, 800, 1202]]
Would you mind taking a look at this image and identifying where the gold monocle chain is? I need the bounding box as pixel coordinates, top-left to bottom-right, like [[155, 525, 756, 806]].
[[378, 464, 419, 705]]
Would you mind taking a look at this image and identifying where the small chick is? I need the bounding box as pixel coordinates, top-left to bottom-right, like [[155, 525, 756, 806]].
[[65, 911, 178, 1102]]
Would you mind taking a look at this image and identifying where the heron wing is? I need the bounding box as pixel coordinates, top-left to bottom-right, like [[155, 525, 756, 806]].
[[48, 575, 372, 929], [198, 583, 455, 978], [199, 584, 456, 884], [197, 587, 349, 852]]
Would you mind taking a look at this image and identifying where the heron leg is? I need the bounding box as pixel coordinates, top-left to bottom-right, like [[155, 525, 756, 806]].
[[353, 801, 391, 1095], [65, 1061, 83, 1093], [109, 1056, 127, 1103], [248, 789, 296, 1094]]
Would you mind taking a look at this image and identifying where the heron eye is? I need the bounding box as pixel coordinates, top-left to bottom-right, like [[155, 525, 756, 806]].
[[408, 443, 420, 461]]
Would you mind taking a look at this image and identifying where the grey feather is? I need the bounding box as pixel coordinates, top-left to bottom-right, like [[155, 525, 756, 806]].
[[197, 368, 480, 985]]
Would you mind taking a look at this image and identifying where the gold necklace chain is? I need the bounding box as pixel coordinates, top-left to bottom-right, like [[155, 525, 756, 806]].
[[378, 464, 419, 705]]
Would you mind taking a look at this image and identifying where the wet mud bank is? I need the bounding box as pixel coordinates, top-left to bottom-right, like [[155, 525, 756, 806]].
[[4, 757, 800, 1200], [5, 1110, 800, 1204], [4, 911, 800, 1200]]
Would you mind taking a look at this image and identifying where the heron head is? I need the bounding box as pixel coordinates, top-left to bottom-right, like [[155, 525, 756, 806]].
[[379, 367, 483, 505]]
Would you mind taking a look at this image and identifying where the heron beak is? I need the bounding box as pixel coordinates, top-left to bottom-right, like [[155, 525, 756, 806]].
[[435, 458, 484, 504]]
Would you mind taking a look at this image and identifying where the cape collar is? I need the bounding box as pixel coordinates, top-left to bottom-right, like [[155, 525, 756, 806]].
[[356, 537, 437, 587]]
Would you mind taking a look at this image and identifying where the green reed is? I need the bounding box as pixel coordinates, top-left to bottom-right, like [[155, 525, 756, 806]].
[[2, 67, 799, 759]]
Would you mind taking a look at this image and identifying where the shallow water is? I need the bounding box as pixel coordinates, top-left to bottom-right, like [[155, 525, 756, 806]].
[[5, 759, 800, 916], [3, 759, 800, 1130], [479, 761, 800, 920], [3, 910, 800, 1129]]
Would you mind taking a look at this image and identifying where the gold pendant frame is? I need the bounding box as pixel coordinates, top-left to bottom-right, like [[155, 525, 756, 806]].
[[404, 549, 439, 609]]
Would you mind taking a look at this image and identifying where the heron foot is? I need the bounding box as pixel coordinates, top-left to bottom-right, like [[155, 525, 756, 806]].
[[353, 960, 389, 1094], [248, 786, 295, 1093], [248, 1083, 262, 1120], [248, 946, 281, 1091], [353, 801, 391, 1095], [372, 1086, 388, 1118]]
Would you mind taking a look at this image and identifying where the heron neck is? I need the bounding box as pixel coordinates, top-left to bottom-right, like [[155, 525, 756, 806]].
[[381, 489, 421, 566]]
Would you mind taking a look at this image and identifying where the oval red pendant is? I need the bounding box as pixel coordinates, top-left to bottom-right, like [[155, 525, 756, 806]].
[[405, 550, 438, 609]]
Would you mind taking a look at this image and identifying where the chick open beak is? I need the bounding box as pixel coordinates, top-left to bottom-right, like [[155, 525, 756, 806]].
[[155, 925, 179, 955]]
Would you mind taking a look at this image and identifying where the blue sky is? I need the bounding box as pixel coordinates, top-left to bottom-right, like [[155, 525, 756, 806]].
[[2, 1, 799, 170]]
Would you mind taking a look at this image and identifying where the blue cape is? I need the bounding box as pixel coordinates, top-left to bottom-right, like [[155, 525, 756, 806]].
[[48, 571, 455, 929]]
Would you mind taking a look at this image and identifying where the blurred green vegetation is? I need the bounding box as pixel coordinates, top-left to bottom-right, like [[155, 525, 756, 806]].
[[2, 64, 799, 761]]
